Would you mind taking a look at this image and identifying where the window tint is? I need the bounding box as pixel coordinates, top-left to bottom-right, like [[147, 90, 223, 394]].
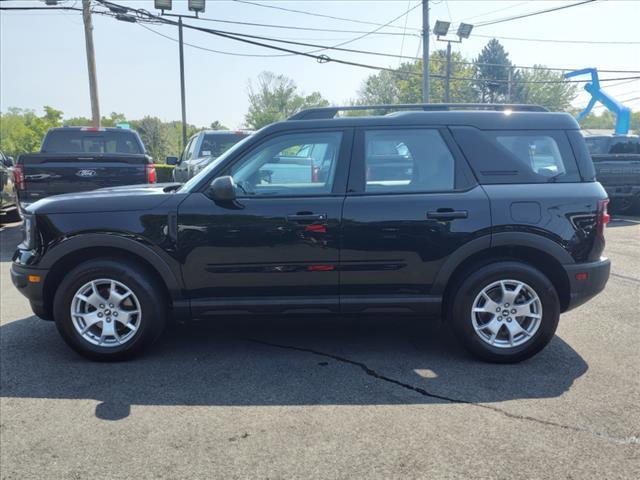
[[230, 131, 342, 197], [364, 129, 455, 193], [43, 130, 142, 154], [609, 137, 640, 154], [199, 133, 248, 158], [491, 133, 580, 181]]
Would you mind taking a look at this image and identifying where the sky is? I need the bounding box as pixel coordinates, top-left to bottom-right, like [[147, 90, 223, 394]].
[[1, 0, 639, 129]]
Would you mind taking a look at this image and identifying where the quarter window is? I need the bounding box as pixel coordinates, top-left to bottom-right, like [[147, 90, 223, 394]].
[[230, 131, 342, 197], [492, 133, 579, 181], [363, 129, 455, 193]]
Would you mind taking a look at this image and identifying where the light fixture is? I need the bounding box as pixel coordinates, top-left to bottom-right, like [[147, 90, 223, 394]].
[[154, 0, 172, 10], [433, 20, 450, 37], [457, 23, 474, 39], [188, 0, 206, 13]]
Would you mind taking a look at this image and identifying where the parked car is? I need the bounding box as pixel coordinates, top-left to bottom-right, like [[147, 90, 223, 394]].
[[170, 130, 252, 182], [584, 134, 640, 213], [1, 150, 20, 223], [16, 127, 156, 210], [11, 104, 611, 363]]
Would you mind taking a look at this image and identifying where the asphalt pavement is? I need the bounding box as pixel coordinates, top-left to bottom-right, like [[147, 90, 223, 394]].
[[1, 217, 638, 479]]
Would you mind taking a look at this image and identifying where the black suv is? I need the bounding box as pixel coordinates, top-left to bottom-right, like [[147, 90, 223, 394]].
[[11, 104, 611, 363]]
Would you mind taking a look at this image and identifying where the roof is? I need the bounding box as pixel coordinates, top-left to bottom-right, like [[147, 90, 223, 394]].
[[264, 110, 580, 133]]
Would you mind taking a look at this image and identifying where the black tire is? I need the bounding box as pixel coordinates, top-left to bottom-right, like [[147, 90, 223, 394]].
[[53, 258, 167, 361], [449, 261, 560, 363]]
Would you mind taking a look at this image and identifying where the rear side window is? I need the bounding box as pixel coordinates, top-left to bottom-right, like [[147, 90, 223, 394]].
[[495, 135, 565, 177], [486, 131, 580, 182], [43, 130, 142, 154], [363, 129, 455, 193]]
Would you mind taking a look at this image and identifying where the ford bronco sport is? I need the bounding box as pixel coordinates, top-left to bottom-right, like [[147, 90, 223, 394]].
[[11, 104, 611, 363]]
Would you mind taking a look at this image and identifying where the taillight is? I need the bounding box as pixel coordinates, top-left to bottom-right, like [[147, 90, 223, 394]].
[[597, 199, 610, 234], [311, 165, 319, 183], [146, 163, 157, 184], [14, 164, 25, 190]]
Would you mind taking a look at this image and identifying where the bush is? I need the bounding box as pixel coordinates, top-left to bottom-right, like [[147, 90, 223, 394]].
[[154, 164, 175, 183]]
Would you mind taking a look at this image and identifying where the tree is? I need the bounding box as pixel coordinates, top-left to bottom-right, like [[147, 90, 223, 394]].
[[0, 106, 62, 157], [130, 116, 169, 163], [356, 52, 478, 106], [209, 120, 228, 130], [474, 39, 512, 103], [514, 66, 577, 111], [244, 71, 329, 130]]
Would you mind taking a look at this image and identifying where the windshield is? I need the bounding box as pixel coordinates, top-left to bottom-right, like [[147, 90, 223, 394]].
[[198, 133, 248, 158], [179, 134, 254, 192]]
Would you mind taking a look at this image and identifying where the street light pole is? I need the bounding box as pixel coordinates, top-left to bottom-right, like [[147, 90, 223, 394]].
[[422, 0, 430, 103], [178, 16, 187, 148], [445, 40, 452, 103]]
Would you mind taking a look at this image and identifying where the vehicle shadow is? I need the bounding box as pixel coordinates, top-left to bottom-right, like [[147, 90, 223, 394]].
[[0, 314, 588, 421]]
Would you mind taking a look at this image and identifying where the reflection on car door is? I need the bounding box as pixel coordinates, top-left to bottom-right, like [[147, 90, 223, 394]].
[[177, 128, 353, 316]]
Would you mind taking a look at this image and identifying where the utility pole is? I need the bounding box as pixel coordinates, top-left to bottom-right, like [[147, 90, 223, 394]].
[[178, 17, 187, 148], [82, 0, 100, 128], [445, 41, 452, 102], [507, 67, 513, 102], [422, 0, 429, 103]]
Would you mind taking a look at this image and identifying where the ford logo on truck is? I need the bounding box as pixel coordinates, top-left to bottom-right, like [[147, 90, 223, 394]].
[[76, 169, 97, 177]]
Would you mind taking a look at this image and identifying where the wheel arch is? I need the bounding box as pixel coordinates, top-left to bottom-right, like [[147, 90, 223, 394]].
[[41, 234, 187, 321], [434, 234, 572, 316]]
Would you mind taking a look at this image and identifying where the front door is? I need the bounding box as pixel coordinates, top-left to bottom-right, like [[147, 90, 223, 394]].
[[178, 129, 352, 316], [340, 126, 491, 314]]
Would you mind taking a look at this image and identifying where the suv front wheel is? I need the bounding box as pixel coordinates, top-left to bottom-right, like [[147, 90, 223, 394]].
[[450, 261, 560, 363], [53, 258, 167, 361]]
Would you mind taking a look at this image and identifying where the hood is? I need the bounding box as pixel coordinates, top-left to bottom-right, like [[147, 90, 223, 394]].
[[26, 184, 178, 215]]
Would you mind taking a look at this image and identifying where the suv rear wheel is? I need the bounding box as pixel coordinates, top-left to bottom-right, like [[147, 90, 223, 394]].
[[450, 261, 560, 363], [53, 258, 167, 361]]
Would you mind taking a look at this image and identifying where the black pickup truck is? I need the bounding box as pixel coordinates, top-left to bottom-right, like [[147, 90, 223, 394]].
[[16, 127, 156, 209], [585, 135, 640, 213]]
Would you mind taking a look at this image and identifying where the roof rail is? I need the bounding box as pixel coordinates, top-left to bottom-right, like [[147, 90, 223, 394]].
[[288, 103, 548, 120]]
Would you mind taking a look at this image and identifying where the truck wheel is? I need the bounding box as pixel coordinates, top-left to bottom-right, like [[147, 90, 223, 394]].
[[449, 261, 560, 363], [53, 258, 167, 361]]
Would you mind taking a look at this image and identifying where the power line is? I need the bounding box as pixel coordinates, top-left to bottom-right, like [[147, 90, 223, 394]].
[[473, 33, 640, 46], [473, 0, 598, 28], [191, 15, 420, 37], [233, 0, 422, 32]]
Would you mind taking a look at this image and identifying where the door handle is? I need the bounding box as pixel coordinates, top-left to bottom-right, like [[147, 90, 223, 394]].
[[427, 209, 468, 220], [286, 213, 327, 222]]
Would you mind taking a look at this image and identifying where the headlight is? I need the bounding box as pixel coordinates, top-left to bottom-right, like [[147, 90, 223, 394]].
[[21, 215, 36, 250]]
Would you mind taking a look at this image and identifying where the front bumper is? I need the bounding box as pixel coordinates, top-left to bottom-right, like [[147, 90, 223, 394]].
[[10, 263, 52, 320], [563, 257, 611, 312]]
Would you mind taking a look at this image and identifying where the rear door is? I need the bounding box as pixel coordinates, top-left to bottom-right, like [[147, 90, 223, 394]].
[[340, 126, 491, 314]]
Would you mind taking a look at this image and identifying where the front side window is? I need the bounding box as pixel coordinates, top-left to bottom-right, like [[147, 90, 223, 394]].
[[230, 131, 342, 197], [363, 129, 455, 193], [184, 137, 197, 161]]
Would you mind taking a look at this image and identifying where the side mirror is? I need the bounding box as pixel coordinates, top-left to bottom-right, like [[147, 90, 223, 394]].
[[166, 156, 179, 166], [207, 175, 236, 202]]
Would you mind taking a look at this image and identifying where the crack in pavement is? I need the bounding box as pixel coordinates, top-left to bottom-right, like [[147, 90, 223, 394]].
[[610, 272, 640, 284], [247, 338, 639, 446]]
